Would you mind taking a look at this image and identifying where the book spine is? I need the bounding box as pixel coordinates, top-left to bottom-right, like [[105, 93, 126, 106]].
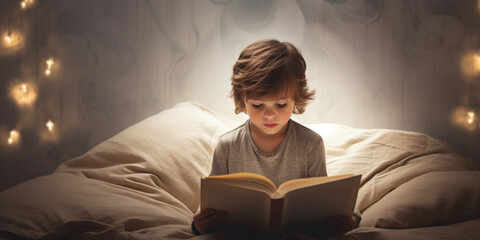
[[268, 198, 284, 233]]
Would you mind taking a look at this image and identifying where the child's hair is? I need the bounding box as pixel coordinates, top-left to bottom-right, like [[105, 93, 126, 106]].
[[230, 39, 315, 114]]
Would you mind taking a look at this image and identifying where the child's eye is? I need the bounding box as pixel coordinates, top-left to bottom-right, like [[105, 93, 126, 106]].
[[276, 103, 287, 108], [252, 104, 263, 109]]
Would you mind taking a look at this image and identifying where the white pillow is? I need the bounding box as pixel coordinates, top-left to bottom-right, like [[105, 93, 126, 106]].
[[360, 171, 480, 228], [0, 102, 230, 239], [55, 102, 229, 213]]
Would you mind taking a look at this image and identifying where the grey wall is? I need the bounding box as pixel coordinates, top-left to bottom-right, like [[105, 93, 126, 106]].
[[1, 0, 479, 191]]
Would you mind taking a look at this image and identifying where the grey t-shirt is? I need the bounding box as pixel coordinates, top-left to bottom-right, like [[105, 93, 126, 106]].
[[210, 119, 327, 187]]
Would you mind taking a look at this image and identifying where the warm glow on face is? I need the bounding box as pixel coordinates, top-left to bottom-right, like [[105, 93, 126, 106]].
[[245, 93, 294, 136], [11, 83, 37, 106], [46, 120, 54, 132], [8, 130, 19, 145]]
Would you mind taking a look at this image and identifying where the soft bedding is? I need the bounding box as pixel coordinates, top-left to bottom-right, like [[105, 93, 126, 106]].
[[0, 102, 479, 240]]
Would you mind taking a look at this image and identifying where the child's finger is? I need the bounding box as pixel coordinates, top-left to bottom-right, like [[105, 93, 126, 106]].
[[195, 209, 220, 220], [195, 209, 225, 222], [194, 211, 227, 234], [200, 211, 226, 225]]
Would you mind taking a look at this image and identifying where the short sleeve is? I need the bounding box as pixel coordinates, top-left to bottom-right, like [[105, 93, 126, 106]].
[[209, 138, 229, 176], [308, 137, 327, 177]]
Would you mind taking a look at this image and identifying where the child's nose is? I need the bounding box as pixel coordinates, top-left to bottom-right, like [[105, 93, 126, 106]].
[[264, 108, 276, 119]]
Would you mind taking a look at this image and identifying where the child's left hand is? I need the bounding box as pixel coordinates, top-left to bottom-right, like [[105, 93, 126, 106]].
[[325, 215, 356, 234]]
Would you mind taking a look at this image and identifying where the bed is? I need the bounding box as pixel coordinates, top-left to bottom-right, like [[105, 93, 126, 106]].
[[0, 102, 479, 240]]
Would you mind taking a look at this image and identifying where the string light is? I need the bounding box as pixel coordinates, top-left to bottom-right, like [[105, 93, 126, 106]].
[[45, 58, 54, 76], [452, 107, 477, 131], [46, 58, 54, 68], [46, 120, 54, 132], [476, 55, 480, 72], [2, 31, 22, 49], [12, 82, 36, 106], [20, 0, 34, 9], [4, 31, 12, 45], [21, 83, 28, 93], [467, 111, 476, 125], [7, 130, 19, 145]]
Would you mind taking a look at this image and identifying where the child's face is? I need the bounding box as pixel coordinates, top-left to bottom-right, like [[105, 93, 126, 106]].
[[245, 92, 294, 136]]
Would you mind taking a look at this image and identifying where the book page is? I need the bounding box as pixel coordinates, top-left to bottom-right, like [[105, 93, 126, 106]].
[[206, 173, 277, 195], [280, 175, 360, 229], [201, 179, 272, 232], [277, 174, 355, 195]]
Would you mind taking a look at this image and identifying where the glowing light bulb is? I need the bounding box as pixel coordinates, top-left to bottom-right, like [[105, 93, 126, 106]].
[[467, 111, 476, 125], [4, 33, 12, 45], [45, 58, 54, 76], [476, 55, 480, 71], [21, 84, 28, 93], [2, 31, 22, 49], [452, 107, 477, 131], [8, 130, 19, 144], [46, 120, 54, 132], [46, 58, 54, 68], [12, 82, 36, 106], [20, 0, 34, 9]]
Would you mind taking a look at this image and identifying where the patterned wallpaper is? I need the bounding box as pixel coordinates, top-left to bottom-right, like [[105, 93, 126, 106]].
[[0, 0, 479, 190]]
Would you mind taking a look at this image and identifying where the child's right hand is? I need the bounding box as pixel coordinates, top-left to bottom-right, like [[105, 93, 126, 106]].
[[193, 208, 226, 234]]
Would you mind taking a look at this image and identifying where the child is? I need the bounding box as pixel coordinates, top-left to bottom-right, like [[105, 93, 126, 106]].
[[192, 39, 360, 238]]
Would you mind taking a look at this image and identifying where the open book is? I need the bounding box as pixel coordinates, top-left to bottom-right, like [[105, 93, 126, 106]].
[[201, 173, 361, 233]]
